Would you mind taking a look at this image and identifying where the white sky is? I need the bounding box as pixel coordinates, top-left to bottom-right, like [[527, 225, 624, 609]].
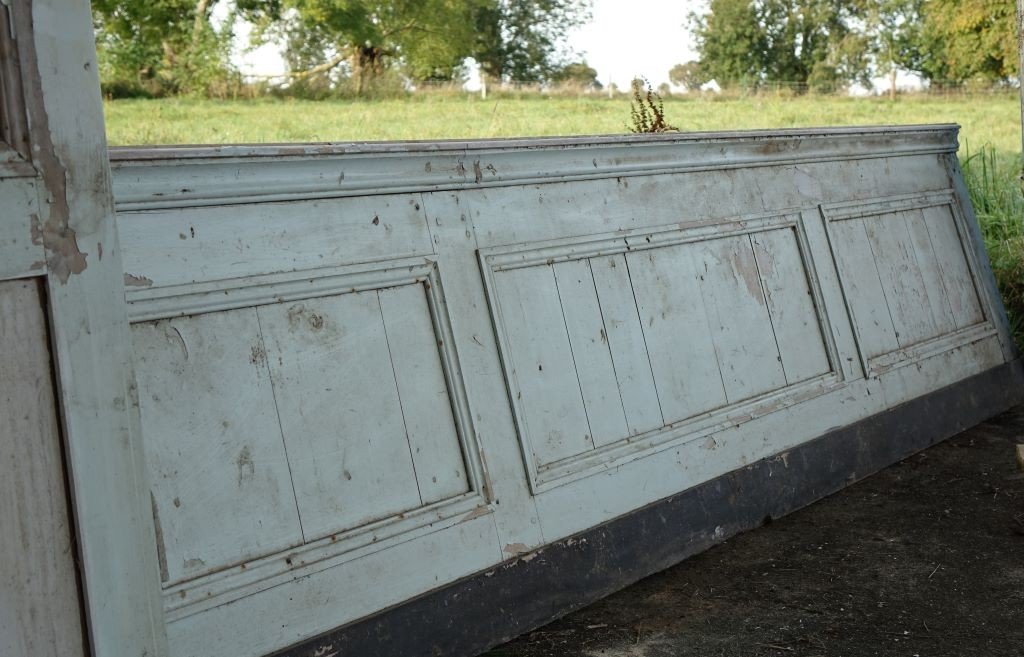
[[231, 0, 705, 89], [568, 0, 701, 89]]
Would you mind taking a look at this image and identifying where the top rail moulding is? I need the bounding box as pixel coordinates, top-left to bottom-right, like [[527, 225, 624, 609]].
[[109, 124, 959, 211]]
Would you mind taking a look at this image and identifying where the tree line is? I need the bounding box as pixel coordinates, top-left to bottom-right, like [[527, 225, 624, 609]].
[[674, 0, 1019, 95], [93, 0, 595, 97]]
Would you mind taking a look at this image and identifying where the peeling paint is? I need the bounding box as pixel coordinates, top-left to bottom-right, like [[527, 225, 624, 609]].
[[124, 273, 154, 287]]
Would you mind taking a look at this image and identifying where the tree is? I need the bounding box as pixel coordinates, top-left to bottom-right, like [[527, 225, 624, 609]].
[[921, 0, 1019, 84], [690, 0, 769, 88], [862, 0, 925, 98], [692, 0, 871, 92], [241, 0, 480, 95], [93, 0, 235, 96], [473, 0, 592, 84], [551, 61, 602, 89], [668, 61, 707, 90]]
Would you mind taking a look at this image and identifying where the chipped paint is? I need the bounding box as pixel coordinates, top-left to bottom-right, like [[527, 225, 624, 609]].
[[124, 273, 154, 287]]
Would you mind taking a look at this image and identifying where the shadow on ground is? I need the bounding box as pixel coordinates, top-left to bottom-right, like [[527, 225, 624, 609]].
[[484, 405, 1024, 657]]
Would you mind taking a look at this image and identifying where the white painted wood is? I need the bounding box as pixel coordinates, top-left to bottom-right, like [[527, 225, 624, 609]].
[[627, 244, 728, 424], [751, 228, 831, 384], [904, 208, 958, 335], [423, 190, 545, 552], [552, 259, 630, 447], [0, 178, 43, 279], [165, 513, 502, 657], [589, 254, 664, 436], [117, 194, 433, 289], [378, 283, 469, 504], [695, 234, 787, 403], [131, 309, 304, 583], [257, 291, 422, 542], [863, 211, 939, 347], [493, 265, 594, 466], [828, 217, 901, 361], [10, 2, 170, 655], [0, 279, 87, 657], [921, 204, 985, 328]]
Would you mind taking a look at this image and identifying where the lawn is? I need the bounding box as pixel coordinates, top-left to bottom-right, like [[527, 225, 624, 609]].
[[104, 93, 1020, 154], [104, 93, 1024, 342]]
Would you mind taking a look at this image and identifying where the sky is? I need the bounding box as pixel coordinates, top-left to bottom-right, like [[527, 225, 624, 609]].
[[567, 0, 701, 89], [230, 0, 705, 90]]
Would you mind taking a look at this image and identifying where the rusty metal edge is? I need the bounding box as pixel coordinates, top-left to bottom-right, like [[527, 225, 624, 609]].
[[269, 358, 1024, 657]]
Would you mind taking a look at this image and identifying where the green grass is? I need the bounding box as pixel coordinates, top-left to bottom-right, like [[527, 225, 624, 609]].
[[104, 93, 1022, 151], [104, 93, 1024, 345]]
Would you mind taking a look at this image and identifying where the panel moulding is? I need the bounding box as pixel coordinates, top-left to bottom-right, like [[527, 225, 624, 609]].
[[820, 190, 999, 377], [479, 212, 847, 494], [126, 256, 492, 622]]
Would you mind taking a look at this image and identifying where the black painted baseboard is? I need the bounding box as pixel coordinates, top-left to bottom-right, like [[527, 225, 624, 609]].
[[274, 360, 1024, 657]]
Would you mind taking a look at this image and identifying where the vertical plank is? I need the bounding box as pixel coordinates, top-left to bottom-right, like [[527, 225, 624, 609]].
[[0, 279, 87, 657], [494, 265, 594, 466], [695, 235, 787, 402], [131, 309, 305, 583], [552, 259, 630, 448], [922, 205, 985, 328], [21, 2, 170, 654], [863, 212, 939, 347], [378, 283, 469, 505], [904, 208, 958, 335], [751, 228, 831, 384], [258, 292, 422, 542], [589, 254, 664, 435], [627, 244, 728, 424], [829, 218, 900, 361]]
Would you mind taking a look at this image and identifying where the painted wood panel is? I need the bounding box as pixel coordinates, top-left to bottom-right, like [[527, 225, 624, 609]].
[[132, 309, 304, 583], [828, 217, 901, 361], [627, 243, 728, 423], [751, 228, 831, 384], [552, 259, 630, 448], [494, 265, 594, 466], [694, 235, 787, 403], [258, 291, 423, 542], [378, 283, 469, 504], [904, 208, 958, 335], [118, 194, 433, 289], [921, 204, 985, 328], [589, 254, 664, 437], [0, 279, 87, 657], [863, 211, 938, 348]]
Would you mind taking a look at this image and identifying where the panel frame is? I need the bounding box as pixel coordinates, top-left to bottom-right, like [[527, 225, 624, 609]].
[[125, 256, 492, 622], [820, 190, 999, 377], [479, 210, 846, 493]]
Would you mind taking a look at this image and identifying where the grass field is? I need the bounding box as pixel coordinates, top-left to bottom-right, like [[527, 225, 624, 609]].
[[104, 93, 1024, 343]]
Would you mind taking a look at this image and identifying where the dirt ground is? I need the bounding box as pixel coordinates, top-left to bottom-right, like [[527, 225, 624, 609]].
[[484, 405, 1024, 657]]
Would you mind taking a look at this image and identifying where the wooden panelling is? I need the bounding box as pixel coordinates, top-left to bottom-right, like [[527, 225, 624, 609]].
[[493, 265, 595, 466], [482, 214, 840, 491], [117, 194, 433, 289], [822, 192, 995, 376], [589, 254, 664, 437], [132, 310, 304, 583], [628, 243, 728, 422], [751, 228, 831, 384], [0, 279, 86, 657], [101, 127, 1020, 657]]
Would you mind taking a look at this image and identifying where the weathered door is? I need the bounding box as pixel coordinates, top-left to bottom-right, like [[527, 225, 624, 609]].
[[0, 2, 166, 656]]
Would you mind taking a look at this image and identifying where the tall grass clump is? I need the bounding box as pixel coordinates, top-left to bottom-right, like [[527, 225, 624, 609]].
[[961, 146, 1024, 347]]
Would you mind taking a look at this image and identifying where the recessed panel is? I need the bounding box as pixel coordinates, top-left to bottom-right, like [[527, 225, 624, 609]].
[[484, 217, 837, 489], [132, 309, 304, 584]]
